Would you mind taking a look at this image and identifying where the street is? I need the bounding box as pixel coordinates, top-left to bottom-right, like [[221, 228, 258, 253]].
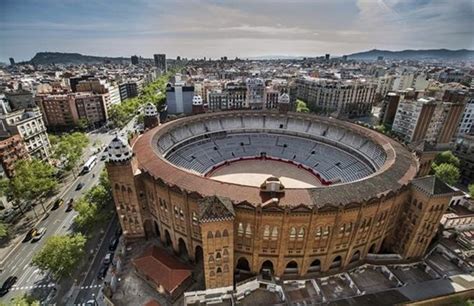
[[0, 119, 135, 305]]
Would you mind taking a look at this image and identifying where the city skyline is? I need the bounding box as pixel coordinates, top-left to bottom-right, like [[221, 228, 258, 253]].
[[1, 0, 473, 63]]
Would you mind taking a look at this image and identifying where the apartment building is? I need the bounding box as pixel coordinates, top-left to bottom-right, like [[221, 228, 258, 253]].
[[0, 133, 29, 178], [265, 87, 279, 109], [456, 96, 474, 137], [166, 81, 195, 114], [153, 54, 167, 72], [296, 77, 376, 117], [246, 78, 265, 109], [208, 90, 229, 111], [74, 93, 108, 125]]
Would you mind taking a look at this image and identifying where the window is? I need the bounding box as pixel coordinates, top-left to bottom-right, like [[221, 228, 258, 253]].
[[263, 225, 270, 240], [289, 227, 297, 241], [297, 228, 305, 240], [271, 227, 278, 241], [237, 223, 244, 236], [245, 224, 252, 238]]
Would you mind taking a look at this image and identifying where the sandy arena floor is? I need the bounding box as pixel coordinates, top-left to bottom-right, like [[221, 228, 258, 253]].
[[209, 159, 322, 188]]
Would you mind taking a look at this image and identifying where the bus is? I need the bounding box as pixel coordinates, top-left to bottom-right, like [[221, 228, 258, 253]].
[[82, 155, 98, 173]]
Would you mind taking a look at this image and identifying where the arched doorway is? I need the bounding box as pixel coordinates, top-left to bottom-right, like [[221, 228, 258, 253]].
[[308, 259, 321, 273], [330, 256, 342, 270], [369, 243, 377, 254], [178, 238, 189, 260], [164, 230, 172, 248], [284, 261, 298, 275], [195, 245, 204, 264], [350, 250, 361, 263], [154, 221, 161, 239], [260, 260, 274, 273], [236, 257, 251, 272]]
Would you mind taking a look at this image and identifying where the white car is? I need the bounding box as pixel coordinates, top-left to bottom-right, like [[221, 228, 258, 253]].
[[31, 227, 46, 242]]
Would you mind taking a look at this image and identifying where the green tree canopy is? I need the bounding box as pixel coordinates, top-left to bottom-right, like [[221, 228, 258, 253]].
[[6, 160, 58, 202], [296, 99, 310, 113], [32, 234, 86, 279], [433, 151, 460, 168], [7, 294, 40, 306], [468, 184, 474, 198], [0, 222, 8, 239], [73, 198, 99, 230], [50, 132, 89, 171], [433, 163, 460, 186]]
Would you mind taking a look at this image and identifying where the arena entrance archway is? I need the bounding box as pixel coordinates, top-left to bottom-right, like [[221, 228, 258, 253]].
[[164, 230, 172, 248], [330, 256, 342, 270], [154, 221, 161, 239], [236, 257, 251, 272], [195, 245, 203, 263], [284, 261, 298, 275], [178, 238, 189, 260], [308, 259, 321, 273], [350, 250, 361, 263], [369, 243, 377, 254], [260, 260, 274, 274]]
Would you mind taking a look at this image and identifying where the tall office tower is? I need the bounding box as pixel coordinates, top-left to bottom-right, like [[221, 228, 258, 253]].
[[9, 58, 15, 66], [153, 54, 167, 72], [131, 55, 139, 65], [325, 54, 330, 60], [245, 78, 265, 109]]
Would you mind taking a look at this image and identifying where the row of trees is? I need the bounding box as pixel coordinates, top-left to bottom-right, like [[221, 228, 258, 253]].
[[109, 71, 174, 128], [31, 170, 113, 279], [49, 132, 89, 173]]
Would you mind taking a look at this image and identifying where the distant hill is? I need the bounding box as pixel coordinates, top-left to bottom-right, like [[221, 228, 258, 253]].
[[29, 52, 138, 65], [347, 49, 474, 60]]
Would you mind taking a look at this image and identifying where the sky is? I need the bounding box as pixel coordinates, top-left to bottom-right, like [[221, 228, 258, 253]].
[[1, 0, 473, 62]]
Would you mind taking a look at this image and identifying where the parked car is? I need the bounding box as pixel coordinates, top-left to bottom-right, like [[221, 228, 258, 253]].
[[76, 182, 84, 191], [100, 154, 107, 161], [103, 253, 113, 265], [97, 265, 108, 280], [0, 276, 17, 297], [65, 199, 74, 212], [31, 227, 46, 242], [23, 228, 37, 243], [51, 198, 64, 211], [108, 237, 119, 251]]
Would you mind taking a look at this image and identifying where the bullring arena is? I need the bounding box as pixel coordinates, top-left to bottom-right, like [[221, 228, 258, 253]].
[[106, 110, 457, 290]]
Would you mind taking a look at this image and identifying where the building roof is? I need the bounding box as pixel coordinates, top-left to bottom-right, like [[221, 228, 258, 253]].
[[412, 176, 458, 196], [132, 246, 192, 294], [134, 111, 418, 208], [199, 196, 235, 222], [108, 136, 133, 163]]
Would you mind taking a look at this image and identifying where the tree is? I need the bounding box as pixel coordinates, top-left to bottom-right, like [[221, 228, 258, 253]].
[[0, 222, 8, 239], [433, 151, 460, 168], [468, 184, 474, 198], [50, 132, 89, 172], [8, 294, 40, 306], [85, 184, 112, 208], [32, 234, 86, 279], [433, 163, 460, 186], [296, 99, 310, 113], [73, 198, 99, 230], [8, 160, 58, 203]]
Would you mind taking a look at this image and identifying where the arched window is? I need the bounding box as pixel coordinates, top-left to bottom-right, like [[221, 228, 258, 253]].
[[245, 224, 252, 237], [297, 227, 305, 240], [223, 229, 229, 237], [208, 255, 214, 263], [237, 223, 244, 236], [207, 231, 213, 239], [210, 270, 215, 277], [315, 227, 322, 239], [223, 249, 229, 256], [215, 231, 221, 238], [263, 225, 270, 240], [345, 223, 352, 235], [223, 264, 229, 273], [216, 267, 222, 274], [289, 227, 297, 241], [271, 227, 278, 241], [216, 252, 221, 259]]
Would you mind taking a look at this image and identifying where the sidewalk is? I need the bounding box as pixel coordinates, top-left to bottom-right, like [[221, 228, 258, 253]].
[[0, 133, 101, 268]]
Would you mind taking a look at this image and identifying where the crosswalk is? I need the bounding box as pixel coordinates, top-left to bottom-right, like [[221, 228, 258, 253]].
[[10, 283, 55, 291], [80, 284, 101, 290]]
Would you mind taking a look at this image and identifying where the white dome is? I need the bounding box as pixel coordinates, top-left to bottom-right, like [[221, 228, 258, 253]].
[[108, 136, 133, 162], [144, 103, 158, 116], [192, 95, 203, 106], [278, 93, 290, 104]]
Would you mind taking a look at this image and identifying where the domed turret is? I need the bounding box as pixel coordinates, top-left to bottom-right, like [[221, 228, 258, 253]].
[[144, 102, 158, 117], [192, 95, 205, 115], [143, 103, 159, 129], [107, 136, 133, 163], [192, 95, 203, 106]]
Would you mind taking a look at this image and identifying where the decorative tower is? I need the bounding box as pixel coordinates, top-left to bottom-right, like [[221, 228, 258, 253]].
[[143, 102, 159, 129], [106, 136, 145, 241], [278, 93, 290, 113], [199, 196, 235, 289], [192, 95, 205, 115]]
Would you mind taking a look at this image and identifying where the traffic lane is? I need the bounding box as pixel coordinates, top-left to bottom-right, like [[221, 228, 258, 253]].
[[74, 217, 118, 304]]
